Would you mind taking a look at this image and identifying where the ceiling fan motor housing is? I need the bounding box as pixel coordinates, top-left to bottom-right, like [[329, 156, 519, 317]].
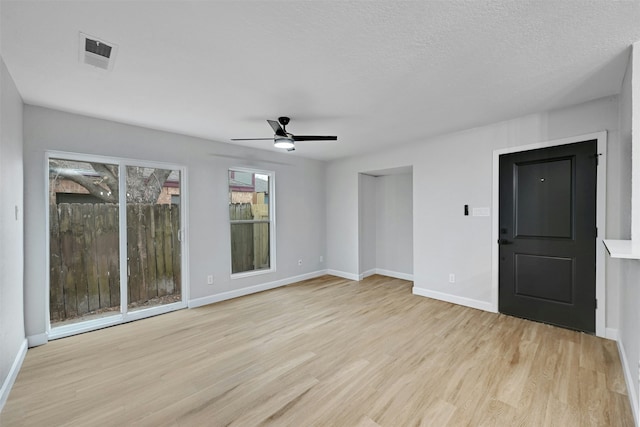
[[278, 116, 290, 127]]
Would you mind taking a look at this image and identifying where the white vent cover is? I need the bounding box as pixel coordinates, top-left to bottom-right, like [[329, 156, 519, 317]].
[[79, 32, 117, 71]]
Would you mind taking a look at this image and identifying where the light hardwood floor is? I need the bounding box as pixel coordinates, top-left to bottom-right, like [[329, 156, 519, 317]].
[[2, 275, 633, 426]]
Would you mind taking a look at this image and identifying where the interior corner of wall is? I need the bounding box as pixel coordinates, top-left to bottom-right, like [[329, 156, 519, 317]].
[[27, 333, 48, 348]]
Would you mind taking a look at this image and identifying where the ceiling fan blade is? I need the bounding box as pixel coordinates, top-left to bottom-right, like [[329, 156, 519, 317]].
[[267, 120, 287, 137], [231, 138, 275, 141], [292, 135, 337, 141]]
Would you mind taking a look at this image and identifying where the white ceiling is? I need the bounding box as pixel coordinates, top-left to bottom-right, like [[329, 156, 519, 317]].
[[2, 1, 639, 161]]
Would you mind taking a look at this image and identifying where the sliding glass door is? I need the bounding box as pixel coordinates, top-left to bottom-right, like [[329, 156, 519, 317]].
[[48, 154, 186, 337]]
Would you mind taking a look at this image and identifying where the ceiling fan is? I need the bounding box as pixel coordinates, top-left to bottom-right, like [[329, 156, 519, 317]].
[[232, 117, 337, 152]]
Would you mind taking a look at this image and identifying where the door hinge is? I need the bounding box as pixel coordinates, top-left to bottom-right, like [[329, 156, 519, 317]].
[[595, 227, 598, 238], [595, 299, 598, 309], [592, 153, 602, 166]]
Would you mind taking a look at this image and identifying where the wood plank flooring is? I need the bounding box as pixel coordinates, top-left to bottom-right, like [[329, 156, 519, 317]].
[[1, 275, 633, 426]]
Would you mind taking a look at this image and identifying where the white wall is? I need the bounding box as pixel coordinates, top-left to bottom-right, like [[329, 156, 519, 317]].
[[327, 166, 358, 278], [620, 262, 640, 422], [327, 95, 623, 326], [375, 173, 413, 276], [617, 43, 640, 422], [358, 174, 377, 276], [0, 56, 26, 409], [23, 106, 327, 342]]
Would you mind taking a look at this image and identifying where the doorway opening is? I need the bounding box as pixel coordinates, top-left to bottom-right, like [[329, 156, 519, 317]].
[[358, 166, 414, 281]]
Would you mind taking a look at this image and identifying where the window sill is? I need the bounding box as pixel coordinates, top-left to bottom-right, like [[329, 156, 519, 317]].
[[230, 268, 275, 280], [603, 239, 640, 260]]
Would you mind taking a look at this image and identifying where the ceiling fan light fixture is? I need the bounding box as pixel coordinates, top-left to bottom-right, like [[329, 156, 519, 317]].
[[274, 137, 295, 149]]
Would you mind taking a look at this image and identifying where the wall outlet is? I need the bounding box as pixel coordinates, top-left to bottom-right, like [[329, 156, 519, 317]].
[[298, 259, 303, 266], [207, 275, 214, 285], [319, 255, 324, 263], [448, 273, 455, 283]]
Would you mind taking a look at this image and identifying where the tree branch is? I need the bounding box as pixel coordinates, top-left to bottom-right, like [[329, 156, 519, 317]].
[[50, 161, 117, 203], [125, 167, 172, 203], [50, 161, 172, 204], [145, 169, 172, 203], [90, 162, 119, 200]]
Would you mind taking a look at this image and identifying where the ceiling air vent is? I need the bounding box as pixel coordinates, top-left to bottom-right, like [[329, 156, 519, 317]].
[[79, 32, 118, 71]]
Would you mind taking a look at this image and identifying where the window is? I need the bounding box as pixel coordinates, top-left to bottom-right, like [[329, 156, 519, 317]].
[[229, 168, 275, 276]]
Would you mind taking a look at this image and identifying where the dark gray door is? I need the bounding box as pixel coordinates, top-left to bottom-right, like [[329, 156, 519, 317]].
[[498, 140, 597, 333]]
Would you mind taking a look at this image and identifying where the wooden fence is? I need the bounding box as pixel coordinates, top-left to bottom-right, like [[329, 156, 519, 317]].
[[230, 203, 269, 274], [49, 203, 181, 323]]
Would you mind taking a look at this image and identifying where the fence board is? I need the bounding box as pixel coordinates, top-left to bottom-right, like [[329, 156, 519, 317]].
[[58, 204, 78, 318], [134, 204, 149, 305], [49, 205, 64, 321], [127, 205, 142, 305], [50, 203, 181, 323], [163, 205, 174, 295], [105, 204, 120, 308], [84, 205, 100, 312], [75, 205, 89, 316], [94, 204, 112, 309], [255, 222, 269, 269], [230, 203, 253, 274], [171, 205, 181, 294], [154, 206, 167, 296], [144, 204, 158, 300]]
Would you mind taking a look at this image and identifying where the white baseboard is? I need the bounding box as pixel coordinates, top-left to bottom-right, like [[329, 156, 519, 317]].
[[412, 286, 494, 312], [327, 269, 361, 281], [329, 269, 414, 282], [0, 338, 27, 412], [617, 339, 639, 426], [27, 333, 47, 348], [375, 269, 413, 281], [605, 328, 619, 341], [188, 270, 328, 308], [359, 269, 376, 280]]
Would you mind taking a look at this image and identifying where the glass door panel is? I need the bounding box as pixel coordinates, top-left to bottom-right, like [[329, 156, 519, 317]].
[[126, 166, 181, 312], [49, 158, 120, 326]]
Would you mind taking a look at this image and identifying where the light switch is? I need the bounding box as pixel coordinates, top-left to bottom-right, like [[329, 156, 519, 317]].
[[472, 207, 490, 217]]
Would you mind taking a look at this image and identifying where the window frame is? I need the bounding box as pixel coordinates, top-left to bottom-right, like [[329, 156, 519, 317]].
[[45, 150, 189, 340], [228, 167, 276, 278]]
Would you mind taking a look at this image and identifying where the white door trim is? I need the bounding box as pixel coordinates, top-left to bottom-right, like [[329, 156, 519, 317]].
[[491, 131, 607, 337]]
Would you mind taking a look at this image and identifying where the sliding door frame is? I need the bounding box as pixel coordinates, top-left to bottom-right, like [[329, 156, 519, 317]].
[[45, 151, 189, 340]]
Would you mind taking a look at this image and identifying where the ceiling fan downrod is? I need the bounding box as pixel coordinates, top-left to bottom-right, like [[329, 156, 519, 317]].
[[278, 116, 290, 133]]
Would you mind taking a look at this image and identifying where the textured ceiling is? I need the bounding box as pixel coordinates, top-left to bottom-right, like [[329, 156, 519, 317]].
[[2, 1, 639, 161]]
